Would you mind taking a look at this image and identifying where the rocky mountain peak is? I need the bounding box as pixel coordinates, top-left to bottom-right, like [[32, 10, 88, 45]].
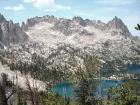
[[0, 13, 28, 49], [106, 16, 131, 36], [21, 21, 25, 26], [0, 14, 6, 23], [22, 15, 57, 29], [26, 18, 32, 27], [9, 20, 13, 24], [107, 16, 129, 32], [9, 20, 14, 30], [85, 19, 95, 26], [21, 21, 27, 30], [107, 16, 123, 29], [94, 20, 106, 30], [97, 20, 106, 26], [72, 16, 86, 26]]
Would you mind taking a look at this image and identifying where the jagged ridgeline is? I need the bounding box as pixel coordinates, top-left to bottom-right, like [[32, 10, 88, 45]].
[[0, 13, 140, 82], [0, 14, 28, 49]]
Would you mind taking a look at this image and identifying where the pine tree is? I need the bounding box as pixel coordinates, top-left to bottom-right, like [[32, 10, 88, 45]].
[[106, 79, 140, 105], [135, 24, 140, 31], [69, 55, 100, 105], [0, 73, 16, 105]]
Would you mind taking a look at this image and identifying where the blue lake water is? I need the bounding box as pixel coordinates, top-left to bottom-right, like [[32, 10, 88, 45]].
[[53, 64, 140, 99], [52, 80, 125, 99]]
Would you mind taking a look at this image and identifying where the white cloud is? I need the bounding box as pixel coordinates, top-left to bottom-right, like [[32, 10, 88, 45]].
[[73, 12, 94, 16], [4, 4, 25, 11], [24, 0, 71, 11], [33, 0, 70, 11], [94, 0, 137, 5], [24, 0, 37, 3]]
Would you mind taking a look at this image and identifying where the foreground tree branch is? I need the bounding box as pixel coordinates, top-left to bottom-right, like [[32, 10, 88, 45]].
[[0, 73, 16, 105]]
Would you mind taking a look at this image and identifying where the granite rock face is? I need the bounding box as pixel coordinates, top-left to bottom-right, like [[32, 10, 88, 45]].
[[94, 20, 106, 30], [53, 19, 71, 35], [0, 14, 28, 49], [0, 14, 6, 24], [0, 25, 2, 40], [72, 16, 86, 26], [85, 19, 96, 26], [106, 16, 131, 36], [21, 21, 27, 30], [22, 15, 57, 30]]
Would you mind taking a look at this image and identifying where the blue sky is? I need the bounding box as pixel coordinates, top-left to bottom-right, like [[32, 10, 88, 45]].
[[0, 0, 140, 36]]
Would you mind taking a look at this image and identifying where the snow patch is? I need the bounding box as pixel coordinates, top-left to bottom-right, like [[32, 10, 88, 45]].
[[68, 34, 76, 39], [4, 46, 7, 50], [37, 26, 43, 29]]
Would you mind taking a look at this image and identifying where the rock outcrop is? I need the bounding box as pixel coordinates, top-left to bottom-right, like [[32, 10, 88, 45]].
[[0, 14, 28, 49], [72, 16, 86, 26], [94, 20, 106, 30], [22, 15, 57, 30], [85, 19, 96, 26], [53, 19, 71, 35]]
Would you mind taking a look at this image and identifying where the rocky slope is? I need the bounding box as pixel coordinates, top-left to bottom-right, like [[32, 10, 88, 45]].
[[0, 62, 45, 90], [21, 15, 139, 65]]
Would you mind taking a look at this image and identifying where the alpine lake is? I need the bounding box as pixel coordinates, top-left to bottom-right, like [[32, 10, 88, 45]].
[[52, 64, 140, 99]]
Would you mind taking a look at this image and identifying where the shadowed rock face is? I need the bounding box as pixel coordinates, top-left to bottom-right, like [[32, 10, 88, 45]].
[[0, 25, 3, 49], [0, 14, 6, 23], [72, 16, 86, 26], [85, 19, 96, 26], [0, 14, 28, 49], [0, 25, 2, 41]]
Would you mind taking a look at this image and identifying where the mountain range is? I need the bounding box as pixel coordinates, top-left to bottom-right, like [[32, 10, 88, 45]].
[[0, 13, 140, 71]]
